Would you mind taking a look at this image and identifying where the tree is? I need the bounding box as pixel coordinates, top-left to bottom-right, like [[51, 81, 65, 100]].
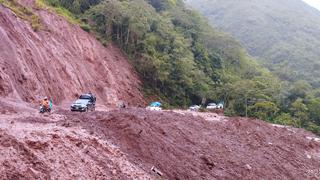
[[307, 98, 320, 124], [273, 113, 295, 126], [288, 80, 312, 101], [249, 101, 279, 121], [290, 98, 309, 127]]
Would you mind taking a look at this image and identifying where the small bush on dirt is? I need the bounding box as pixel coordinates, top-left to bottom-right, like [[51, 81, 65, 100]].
[[80, 24, 91, 32], [198, 107, 207, 112], [306, 122, 320, 135], [34, 0, 46, 10], [31, 14, 41, 31], [54, 6, 80, 24]]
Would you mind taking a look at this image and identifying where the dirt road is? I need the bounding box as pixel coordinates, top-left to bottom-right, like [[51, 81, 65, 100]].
[[1, 102, 320, 179]]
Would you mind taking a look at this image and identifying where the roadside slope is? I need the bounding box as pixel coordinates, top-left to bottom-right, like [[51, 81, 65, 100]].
[[0, 3, 144, 106]]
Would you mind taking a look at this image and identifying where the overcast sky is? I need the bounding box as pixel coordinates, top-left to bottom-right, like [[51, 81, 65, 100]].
[[302, 0, 320, 11]]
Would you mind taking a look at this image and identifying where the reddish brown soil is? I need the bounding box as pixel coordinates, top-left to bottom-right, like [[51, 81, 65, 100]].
[[62, 109, 320, 179], [0, 2, 144, 107], [1, 105, 319, 179]]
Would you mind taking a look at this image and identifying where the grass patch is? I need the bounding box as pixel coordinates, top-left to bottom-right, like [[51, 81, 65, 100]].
[[35, 0, 92, 33], [80, 24, 91, 32], [35, 0, 82, 25], [0, 0, 42, 31], [53, 6, 81, 24]]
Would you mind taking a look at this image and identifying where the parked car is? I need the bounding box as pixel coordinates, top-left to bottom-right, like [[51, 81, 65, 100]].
[[146, 102, 162, 111], [206, 103, 217, 110], [189, 105, 201, 111], [71, 93, 96, 112], [146, 106, 162, 111], [217, 103, 224, 109]]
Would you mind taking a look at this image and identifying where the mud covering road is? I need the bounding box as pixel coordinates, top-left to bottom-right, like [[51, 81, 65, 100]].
[[1, 103, 320, 179]]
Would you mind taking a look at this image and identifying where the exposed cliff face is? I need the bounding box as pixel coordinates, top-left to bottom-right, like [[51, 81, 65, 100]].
[[0, 3, 144, 106]]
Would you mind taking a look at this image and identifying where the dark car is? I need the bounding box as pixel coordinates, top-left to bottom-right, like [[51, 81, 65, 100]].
[[71, 93, 96, 112]]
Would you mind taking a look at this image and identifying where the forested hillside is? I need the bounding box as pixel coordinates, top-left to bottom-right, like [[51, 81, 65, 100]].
[[38, 0, 279, 106], [5, 0, 320, 134], [185, 0, 320, 86], [183, 0, 320, 133]]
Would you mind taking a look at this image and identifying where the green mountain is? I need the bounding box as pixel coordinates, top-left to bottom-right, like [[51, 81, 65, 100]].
[[185, 0, 320, 87]]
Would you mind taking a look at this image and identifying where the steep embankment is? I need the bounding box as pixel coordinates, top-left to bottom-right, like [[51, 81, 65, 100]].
[[0, 2, 144, 106]]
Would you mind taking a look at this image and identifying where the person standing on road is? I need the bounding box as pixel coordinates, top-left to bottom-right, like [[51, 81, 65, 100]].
[[40, 96, 53, 113], [40, 97, 50, 110]]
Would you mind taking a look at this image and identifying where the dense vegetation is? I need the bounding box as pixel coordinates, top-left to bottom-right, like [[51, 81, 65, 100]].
[[184, 0, 320, 133], [40, 0, 279, 105], [3, 0, 320, 134], [186, 0, 320, 87]]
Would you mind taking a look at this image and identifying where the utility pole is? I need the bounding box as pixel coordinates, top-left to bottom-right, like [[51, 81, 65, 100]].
[[201, 97, 206, 106], [245, 95, 248, 117]]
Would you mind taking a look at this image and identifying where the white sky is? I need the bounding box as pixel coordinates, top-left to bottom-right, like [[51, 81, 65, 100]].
[[302, 0, 320, 11]]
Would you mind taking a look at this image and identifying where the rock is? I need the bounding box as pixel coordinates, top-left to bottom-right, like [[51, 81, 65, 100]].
[[245, 164, 252, 170], [306, 154, 312, 159]]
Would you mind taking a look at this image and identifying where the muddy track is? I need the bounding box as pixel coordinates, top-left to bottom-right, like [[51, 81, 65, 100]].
[[60, 109, 320, 179], [1, 106, 319, 179], [0, 110, 152, 179]]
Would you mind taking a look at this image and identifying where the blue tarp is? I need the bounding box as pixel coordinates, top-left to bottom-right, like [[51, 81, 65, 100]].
[[49, 101, 53, 109], [150, 102, 161, 107]]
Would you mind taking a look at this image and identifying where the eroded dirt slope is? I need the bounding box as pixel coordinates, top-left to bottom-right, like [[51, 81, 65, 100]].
[[1, 103, 320, 179], [63, 109, 320, 179], [0, 2, 144, 106]]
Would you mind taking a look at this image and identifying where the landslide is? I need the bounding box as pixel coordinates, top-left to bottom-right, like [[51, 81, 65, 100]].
[[0, 1, 144, 106], [1, 1, 320, 180], [0, 105, 320, 179], [62, 110, 320, 179]]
